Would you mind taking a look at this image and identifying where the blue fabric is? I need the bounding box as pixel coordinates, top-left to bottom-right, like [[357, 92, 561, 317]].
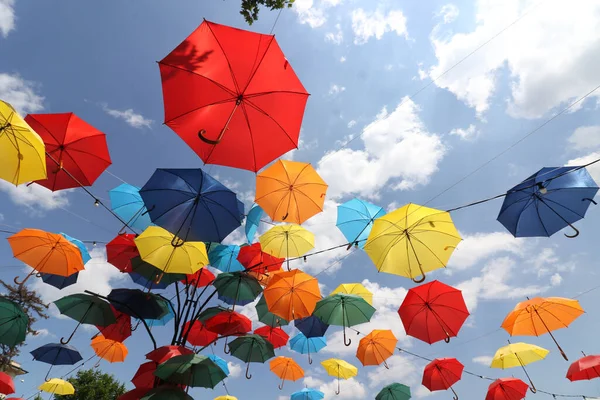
[[108, 183, 152, 232], [30, 343, 82, 365], [289, 333, 326, 355], [139, 168, 244, 243], [59, 233, 91, 264], [129, 273, 170, 290], [218, 294, 254, 306], [498, 167, 599, 237], [294, 316, 329, 338], [336, 198, 386, 248], [40, 272, 79, 289], [245, 204, 264, 243], [291, 388, 325, 400], [144, 303, 175, 327], [209, 244, 244, 273], [207, 355, 230, 375]]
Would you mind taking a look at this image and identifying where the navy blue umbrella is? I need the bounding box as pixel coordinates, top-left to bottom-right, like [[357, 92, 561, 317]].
[[31, 343, 82, 379], [498, 166, 598, 238], [107, 289, 170, 320], [129, 273, 169, 290], [294, 315, 329, 338], [139, 168, 244, 243], [39, 272, 79, 289]]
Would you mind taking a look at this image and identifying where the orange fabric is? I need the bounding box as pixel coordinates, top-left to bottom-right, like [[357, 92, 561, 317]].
[[269, 356, 304, 381], [502, 297, 584, 336], [7, 229, 84, 276], [255, 160, 328, 224], [356, 330, 397, 367], [263, 269, 321, 321], [91, 334, 128, 363]]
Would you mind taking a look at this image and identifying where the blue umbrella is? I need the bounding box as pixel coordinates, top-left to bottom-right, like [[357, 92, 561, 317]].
[[207, 355, 230, 375], [294, 316, 329, 338], [289, 333, 326, 364], [336, 199, 386, 248], [209, 244, 245, 273], [31, 343, 82, 380], [129, 273, 170, 290], [139, 168, 244, 243], [245, 204, 264, 242], [108, 183, 153, 232], [144, 301, 175, 328], [39, 272, 79, 289], [60, 233, 91, 264], [291, 388, 325, 400], [498, 167, 598, 238], [218, 294, 254, 306]]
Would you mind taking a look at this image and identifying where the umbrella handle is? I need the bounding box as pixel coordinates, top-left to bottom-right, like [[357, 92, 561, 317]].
[[564, 223, 580, 239], [131, 320, 141, 332], [450, 386, 459, 400], [223, 337, 230, 354], [383, 359, 390, 370], [529, 384, 537, 394], [444, 335, 451, 343], [336, 378, 341, 395], [282, 212, 289, 221], [14, 269, 35, 286], [245, 363, 252, 380], [279, 379, 285, 390], [198, 129, 222, 145], [35, 272, 42, 278], [308, 352, 313, 364], [44, 365, 53, 381], [343, 327, 352, 347], [412, 273, 426, 283], [583, 198, 598, 205], [141, 205, 155, 216]]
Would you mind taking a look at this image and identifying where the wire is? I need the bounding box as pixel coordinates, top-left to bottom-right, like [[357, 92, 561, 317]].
[[270, 7, 284, 35]]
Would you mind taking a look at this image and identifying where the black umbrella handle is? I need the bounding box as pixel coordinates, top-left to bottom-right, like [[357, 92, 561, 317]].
[[583, 198, 598, 205], [245, 362, 252, 380]]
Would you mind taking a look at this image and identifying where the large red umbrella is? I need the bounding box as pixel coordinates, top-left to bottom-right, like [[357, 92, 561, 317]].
[[205, 310, 252, 353], [182, 268, 215, 287], [145, 345, 193, 364], [238, 243, 284, 274], [183, 320, 218, 347], [25, 112, 111, 191], [486, 378, 528, 400], [97, 306, 132, 342], [398, 280, 469, 344], [118, 388, 148, 400], [132, 361, 157, 388], [567, 353, 600, 381], [106, 233, 139, 273], [422, 358, 464, 399], [254, 325, 289, 349], [0, 372, 14, 395], [158, 20, 309, 172]]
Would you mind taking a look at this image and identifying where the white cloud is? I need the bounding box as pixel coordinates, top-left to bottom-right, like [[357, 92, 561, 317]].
[[347, 120, 356, 128], [550, 272, 563, 286], [325, 23, 343, 45], [351, 8, 408, 45], [366, 355, 419, 388], [438, 4, 459, 24], [317, 97, 446, 199], [472, 355, 493, 366], [0, 0, 15, 37], [281, 138, 318, 161], [567, 151, 600, 183], [0, 73, 44, 114], [450, 124, 479, 140], [448, 232, 524, 271], [0, 181, 71, 214], [227, 361, 242, 378], [307, 377, 367, 399], [103, 105, 153, 129], [568, 126, 600, 151], [340, 56, 347, 63], [328, 84, 346, 96], [293, 0, 341, 28]]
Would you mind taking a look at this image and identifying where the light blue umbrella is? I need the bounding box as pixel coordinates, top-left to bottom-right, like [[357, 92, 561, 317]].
[[208, 244, 245, 273], [60, 233, 91, 264], [207, 354, 230, 375], [291, 388, 325, 400], [245, 204, 264, 242], [108, 183, 152, 232], [336, 198, 385, 248], [289, 333, 326, 364]]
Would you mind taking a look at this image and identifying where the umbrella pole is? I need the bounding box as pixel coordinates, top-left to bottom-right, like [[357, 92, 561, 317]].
[[198, 99, 241, 145], [450, 385, 459, 400], [279, 377, 285, 390], [61, 304, 92, 344], [336, 376, 341, 395], [44, 365, 53, 381], [343, 307, 351, 346], [532, 307, 569, 361], [406, 235, 426, 283], [513, 348, 537, 393], [245, 346, 253, 379], [536, 196, 580, 238]]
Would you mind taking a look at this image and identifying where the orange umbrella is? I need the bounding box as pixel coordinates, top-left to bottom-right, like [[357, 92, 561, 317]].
[[91, 334, 128, 364], [356, 329, 397, 368], [502, 297, 584, 361], [269, 356, 304, 390], [255, 160, 328, 225], [7, 229, 84, 285], [263, 269, 321, 321]]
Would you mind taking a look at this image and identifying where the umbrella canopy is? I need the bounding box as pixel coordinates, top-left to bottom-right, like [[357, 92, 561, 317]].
[[130, 272, 170, 291], [567, 354, 600, 381], [255, 160, 328, 224], [291, 388, 325, 400], [154, 354, 227, 388], [91, 334, 128, 363], [182, 268, 215, 287], [26, 112, 111, 191], [39, 378, 75, 395], [289, 333, 326, 364], [237, 242, 284, 274], [205, 310, 252, 336], [486, 378, 528, 400], [491, 342, 549, 369], [54, 294, 115, 327], [259, 224, 315, 259], [422, 358, 464, 397], [365, 203, 462, 282], [228, 334, 276, 379], [270, 356, 304, 389], [215, 396, 238, 400], [146, 345, 193, 364], [141, 387, 193, 400], [106, 233, 139, 272], [213, 272, 262, 307], [109, 183, 153, 232], [60, 233, 91, 265], [331, 283, 373, 305], [207, 355, 230, 375], [264, 269, 321, 321], [132, 361, 157, 389], [145, 302, 175, 328], [209, 244, 245, 273], [502, 296, 583, 360], [0, 298, 28, 347], [376, 383, 411, 400], [245, 204, 264, 242], [129, 256, 185, 287], [31, 343, 82, 366], [321, 358, 358, 395], [0, 100, 46, 185], [254, 325, 289, 349], [159, 20, 309, 172], [497, 166, 598, 238], [356, 329, 397, 368], [183, 320, 218, 347], [0, 372, 15, 395], [294, 316, 329, 338], [39, 272, 79, 289], [399, 280, 470, 344], [255, 295, 288, 327], [197, 306, 230, 322], [107, 289, 170, 320], [336, 198, 385, 248]]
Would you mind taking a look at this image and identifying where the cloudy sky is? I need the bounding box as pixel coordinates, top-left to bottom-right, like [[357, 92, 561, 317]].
[[2, 0, 600, 399]]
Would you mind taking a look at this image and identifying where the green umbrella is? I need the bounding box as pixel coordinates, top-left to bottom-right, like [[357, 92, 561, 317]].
[[0, 298, 28, 347], [197, 306, 229, 322], [53, 294, 115, 344], [213, 272, 262, 307], [229, 334, 275, 379], [141, 386, 193, 400], [130, 256, 185, 286], [255, 295, 289, 327], [376, 383, 411, 400], [154, 354, 226, 388], [313, 293, 376, 347]]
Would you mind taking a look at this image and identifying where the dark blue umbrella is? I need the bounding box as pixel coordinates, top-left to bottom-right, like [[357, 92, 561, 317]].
[[498, 167, 598, 238], [31, 343, 82, 379], [129, 273, 170, 290], [39, 272, 79, 289], [139, 168, 244, 243], [294, 315, 329, 338], [107, 289, 170, 320]]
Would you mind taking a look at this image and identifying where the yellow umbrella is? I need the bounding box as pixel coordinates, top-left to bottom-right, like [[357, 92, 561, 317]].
[[331, 283, 373, 305], [39, 378, 75, 395], [364, 203, 462, 282], [135, 226, 208, 277], [0, 99, 47, 185], [259, 224, 314, 270], [321, 358, 358, 395], [215, 396, 237, 400], [491, 342, 549, 393]]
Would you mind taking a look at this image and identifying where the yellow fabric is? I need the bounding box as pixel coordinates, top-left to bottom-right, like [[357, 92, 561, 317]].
[[321, 358, 358, 379], [135, 226, 208, 274], [214, 397, 238, 400], [0, 100, 47, 185], [491, 342, 549, 369], [502, 297, 584, 336], [269, 356, 305, 381], [91, 334, 128, 363], [39, 378, 75, 395], [259, 224, 314, 258], [331, 283, 373, 305], [364, 203, 462, 280], [255, 160, 328, 225]]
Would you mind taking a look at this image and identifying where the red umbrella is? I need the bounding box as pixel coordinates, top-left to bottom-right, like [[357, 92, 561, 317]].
[[567, 353, 600, 381], [25, 112, 111, 191], [0, 372, 14, 395], [106, 233, 139, 273], [158, 20, 309, 172], [145, 345, 193, 364], [182, 268, 215, 287], [238, 243, 284, 274], [97, 306, 132, 342], [205, 310, 252, 353], [254, 325, 289, 349], [118, 387, 148, 400], [183, 320, 218, 347], [486, 378, 528, 400], [398, 280, 469, 344], [422, 358, 464, 399], [6, 398, 25, 400], [132, 361, 157, 388]]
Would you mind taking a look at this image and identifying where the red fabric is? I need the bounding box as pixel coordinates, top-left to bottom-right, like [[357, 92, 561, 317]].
[[398, 280, 470, 344], [205, 310, 252, 336], [254, 325, 289, 349], [0, 372, 14, 395], [25, 113, 111, 191], [422, 358, 464, 391], [238, 243, 284, 274], [118, 388, 147, 400], [6, 398, 25, 400], [567, 354, 600, 381], [486, 378, 528, 400], [145, 345, 193, 364], [131, 361, 157, 389], [159, 20, 309, 172], [97, 306, 131, 342], [106, 234, 139, 273], [182, 268, 215, 287], [183, 320, 218, 346]]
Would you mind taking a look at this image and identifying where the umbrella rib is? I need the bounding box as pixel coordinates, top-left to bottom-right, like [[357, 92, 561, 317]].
[[158, 61, 237, 98], [242, 97, 298, 148], [244, 90, 310, 98], [540, 196, 588, 218], [26, 115, 62, 146], [240, 36, 275, 94]]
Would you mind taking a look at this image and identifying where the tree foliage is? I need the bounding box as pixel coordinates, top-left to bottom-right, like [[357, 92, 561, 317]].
[[54, 369, 126, 400], [240, 0, 294, 25]]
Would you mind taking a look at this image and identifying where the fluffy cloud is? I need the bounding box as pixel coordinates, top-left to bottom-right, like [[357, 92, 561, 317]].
[[293, 0, 342, 28], [328, 84, 346, 96], [568, 125, 600, 151], [0, 0, 15, 37], [351, 8, 408, 45], [227, 361, 242, 378], [472, 355, 493, 366], [103, 105, 153, 129], [437, 4, 459, 24], [567, 151, 600, 183], [366, 355, 420, 388], [325, 23, 343, 45], [347, 120, 356, 128], [448, 232, 524, 271], [450, 124, 479, 140], [317, 97, 446, 199], [303, 376, 367, 399], [0, 73, 44, 114], [0, 181, 71, 214]]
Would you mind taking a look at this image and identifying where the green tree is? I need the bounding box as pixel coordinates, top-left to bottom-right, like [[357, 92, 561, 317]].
[[240, 0, 294, 25], [54, 369, 126, 400], [33, 395, 44, 400]]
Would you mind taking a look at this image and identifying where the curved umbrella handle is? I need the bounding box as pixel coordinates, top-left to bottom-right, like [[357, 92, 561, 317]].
[[198, 129, 221, 145], [14, 270, 35, 286], [450, 386, 459, 400], [223, 337, 230, 354], [35, 272, 42, 278], [44, 365, 53, 381], [282, 212, 289, 221], [383, 359, 390, 370], [583, 198, 598, 205], [278, 379, 285, 390], [308, 352, 313, 365], [564, 223, 580, 239], [343, 327, 352, 347], [245, 363, 252, 380], [412, 274, 426, 283], [131, 320, 141, 332], [529, 384, 537, 394], [336, 378, 341, 395]]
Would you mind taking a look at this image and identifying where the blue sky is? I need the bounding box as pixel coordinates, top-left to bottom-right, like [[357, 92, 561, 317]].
[[2, 0, 600, 399]]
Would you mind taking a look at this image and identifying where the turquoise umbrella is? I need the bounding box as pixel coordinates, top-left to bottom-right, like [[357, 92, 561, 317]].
[[289, 333, 326, 364], [292, 388, 325, 400], [108, 183, 152, 232], [209, 244, 245, 273], [245, 204, 264, 242], [60, 233, 91, 264], [336, 198, 385, 248]]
